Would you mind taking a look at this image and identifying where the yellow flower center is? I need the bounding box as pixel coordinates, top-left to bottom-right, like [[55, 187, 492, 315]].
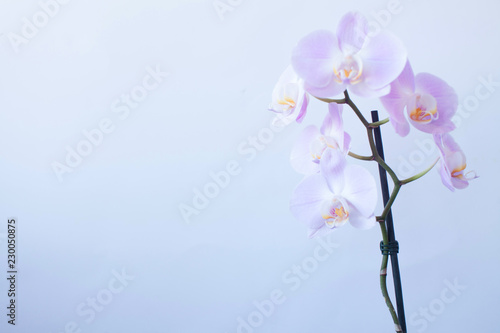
[[277, 96, 296, 111], [408, 94, 438, 124], [321, 197, 350, 228], [333, 55, 363, 85]]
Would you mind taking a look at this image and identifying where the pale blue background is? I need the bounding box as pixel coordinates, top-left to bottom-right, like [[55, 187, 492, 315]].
[[0, 0, 499, 332]]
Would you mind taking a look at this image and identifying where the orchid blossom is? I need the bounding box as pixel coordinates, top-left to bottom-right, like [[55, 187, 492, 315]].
[[290, 103, 351, 174], [381, 61, 458, 136], [291, 11, 407, 98], [434, 133, 477, 191], [271, 10, 476, 332], [290, 148, 377, 238], [269, 65, 309, 126]]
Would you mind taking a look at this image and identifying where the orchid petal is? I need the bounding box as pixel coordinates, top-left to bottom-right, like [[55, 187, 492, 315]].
[[380, 60, 415, 136], [295, 93, 309, 123], [304, 79, 346, 98], [341, 164, 377, 217], [320, 103, 345, 151], [322, 103, 343, 135], [291, 30, 338, 89], [356, 31, 407, 91], [342, 132, 351, 154], [290, 174, 332, 230], [337, 12, 368, 55], [438, 160, 455, 191], [290, 125, 321, 175], [348, 207, 376, 230], [450, 176, 469, 190], [410, 73, 458, 134], [348, 81, 391, 98], [320, 148, 346, 194], [434, 133, 475, 191]]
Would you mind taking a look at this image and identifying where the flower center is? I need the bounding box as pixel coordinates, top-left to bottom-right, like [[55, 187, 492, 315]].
[[450, 161, 468, 180], [310, 135, 339, 163], [333, 55, 363, 85], [408, 94, 438, 124], [321, 197, 350, 228], [277, 96, 296, 110]]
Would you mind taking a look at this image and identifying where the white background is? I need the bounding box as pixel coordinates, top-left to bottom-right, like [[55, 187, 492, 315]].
[[0, 0, 499, 332]]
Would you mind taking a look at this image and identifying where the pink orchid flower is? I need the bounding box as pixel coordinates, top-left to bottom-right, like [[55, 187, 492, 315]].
[[433, 133, 477, 191], [381, 61, 458, 136], [290, 103, 351, 174], [290, 148, 377, 238], [269, 65, 309, 125], [291, 11, 407, 98]]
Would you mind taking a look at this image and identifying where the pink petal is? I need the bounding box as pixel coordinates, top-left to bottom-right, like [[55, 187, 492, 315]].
[[337, 12, 368, 55], [440, 132, 461, 153], [291, 30, 338, 89], [320, 148, 346, 194], [434, 133, 470, 191], [348, 81, 391, 98], [342, 132, 351, 154], [304, 79, 346, 98], [411, 73, 458, 134], [348, 207, 376, 230], [437, 160, 455, 191], [290, 125, 321, 175], [290, 174, 331, 230], [295, 93, 309, 123], [380, 60, 415, 136], [356, 31, 407, 91], [451, 176, 469, 190], [322, 103, 350, 154], [321, 103, 343, 135], [341, 164, 377, 217]]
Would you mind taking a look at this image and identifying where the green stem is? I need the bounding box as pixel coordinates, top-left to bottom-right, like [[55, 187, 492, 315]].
[[342, 90, 404, 332], [369, 117, 390, 128], [344, 90, 370, 127], [379, 222, 403, 333], [377, 183, 401, 223], [314, 96, 346, 104], [348, 151, 373, 161], [400, 158, 439, 185]]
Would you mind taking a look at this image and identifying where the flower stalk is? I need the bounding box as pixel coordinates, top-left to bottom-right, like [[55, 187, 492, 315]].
[[315, 90, 421, 332]]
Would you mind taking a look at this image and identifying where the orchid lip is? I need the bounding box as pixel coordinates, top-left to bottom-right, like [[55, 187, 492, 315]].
[[408, 93, 439, 124], [333, 54, 363, 85], [321, 196, 350, 228], [309, 135, 339, 163]]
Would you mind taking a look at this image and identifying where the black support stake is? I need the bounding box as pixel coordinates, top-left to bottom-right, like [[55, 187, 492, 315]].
[[371, 110, 407, 333]]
